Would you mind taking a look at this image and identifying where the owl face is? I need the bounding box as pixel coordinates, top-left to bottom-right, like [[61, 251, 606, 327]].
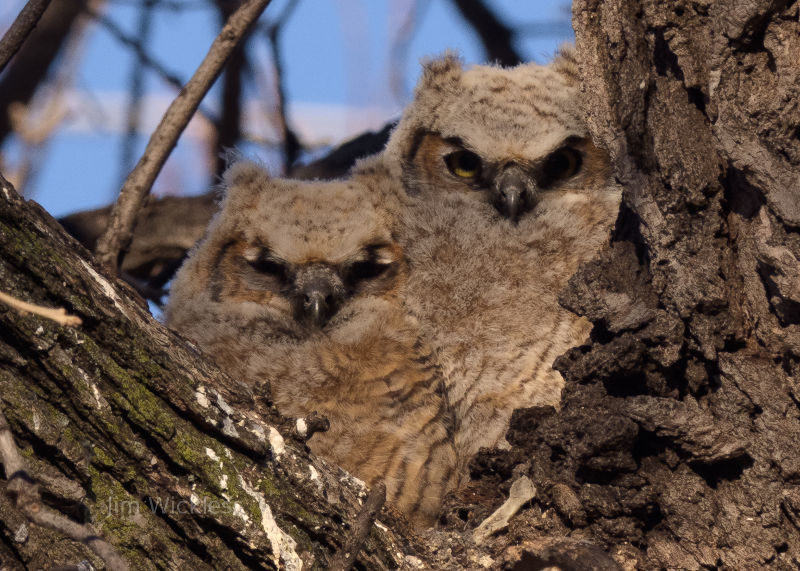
[[408, 132, 610, 222], [386, 48, 611, 223], [183, 162, 404, 333], [235, 240, 401, 328]]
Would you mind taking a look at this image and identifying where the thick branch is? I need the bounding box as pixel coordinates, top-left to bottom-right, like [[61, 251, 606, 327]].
[[0, 406, 129, 571], [0, 172, 424, 569], [94, 0, 273, 274]]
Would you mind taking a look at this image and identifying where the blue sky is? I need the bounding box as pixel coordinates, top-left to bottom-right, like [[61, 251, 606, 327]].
[[0, 0, 572, 218]]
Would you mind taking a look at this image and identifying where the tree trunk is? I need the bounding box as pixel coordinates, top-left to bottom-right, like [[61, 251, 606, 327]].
[[0, 175, 424, 569], [5, 1, 800, 569], [459, 1, 800, 569]]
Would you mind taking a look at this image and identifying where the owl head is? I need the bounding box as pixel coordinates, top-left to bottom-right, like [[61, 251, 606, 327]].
[[384, 46, 611, 223], [166, 161, 405, 337]]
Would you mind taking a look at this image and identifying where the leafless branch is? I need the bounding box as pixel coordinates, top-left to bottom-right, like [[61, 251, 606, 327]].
[[0, 406, 128, 570], [118, 0, 155, 187], [389, 0, 430, 103], [0, 290, 82, 326], [213, 0, 248, 178], [86, 7, 219, 126], [0, 1, 91, 145], [449, 0, 522, 66], [329, 481, 387, 571], [264, 0, 301, 174], [94, 0, 273, 274], [0, 0, 54, 74]]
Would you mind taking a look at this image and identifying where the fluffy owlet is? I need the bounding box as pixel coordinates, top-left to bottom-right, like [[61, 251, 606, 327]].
[[356, 48, 622, 466], [165, 161, 458, 526]]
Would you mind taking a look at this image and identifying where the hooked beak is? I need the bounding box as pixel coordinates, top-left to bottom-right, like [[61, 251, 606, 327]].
[[492, 165, 537, 223], [294, 266, 343, 328]]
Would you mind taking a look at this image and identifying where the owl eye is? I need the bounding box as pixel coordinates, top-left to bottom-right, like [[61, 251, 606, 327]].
[[243, 247, 288, 281], [542, 147, 583, 183], [346, 244, 394, 284], [348, 260, 389, 282], [444, 150, 482, 179]]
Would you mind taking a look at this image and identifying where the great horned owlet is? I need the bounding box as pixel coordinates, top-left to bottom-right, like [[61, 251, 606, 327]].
[[355, 47, 622, 466], [165, 161, 458, 526]]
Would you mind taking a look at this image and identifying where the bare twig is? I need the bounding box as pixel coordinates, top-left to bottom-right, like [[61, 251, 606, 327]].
[[87, 7, 219, 126], [213, 0, 248, 177], [472, 475, 536, 544], [95, 0, 273, 273], [0, 1, 89, 145], [264, 0, 301, 174], [329, 481, 386, 571], [119, 0, 156, 185], [449, 0, 522, 66], [0, 406, 128, 570], [389, 0, 430, 103], [0, 0, 54, 74], [0, 290, 82, 326]]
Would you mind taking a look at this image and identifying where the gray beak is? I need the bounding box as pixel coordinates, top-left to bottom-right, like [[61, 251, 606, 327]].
[[294, 265, 343, 327], [493, 165, 537, 223]]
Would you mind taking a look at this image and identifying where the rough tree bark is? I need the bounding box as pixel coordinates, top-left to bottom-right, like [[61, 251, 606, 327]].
[[454, 1, 800, 569], [0, 175, 427, 569], [4, 0, 800, 569]]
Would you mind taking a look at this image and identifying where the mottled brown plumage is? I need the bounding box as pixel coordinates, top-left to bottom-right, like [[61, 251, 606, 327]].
[[356, 47, 622, 466], [165, 161, 458, 525]]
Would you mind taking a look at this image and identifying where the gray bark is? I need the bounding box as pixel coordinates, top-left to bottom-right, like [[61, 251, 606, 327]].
[[458, 1, 800, 569], [5, 0, 800, 568], [0, 174, 423, 570]]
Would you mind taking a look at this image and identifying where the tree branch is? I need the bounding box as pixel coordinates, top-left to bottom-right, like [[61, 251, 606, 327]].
[[264, 0, 301, 174], [0, 290, 82, 327], [86, 6, 220, 127], [0, 1, 90, 145], [213, 0, 249, 178], [94, 0, 273, 274], [118, 0, 156, 186], [449, 0, 522, 66], [0, 0, 54, 74], [0, 406, 129, 571]]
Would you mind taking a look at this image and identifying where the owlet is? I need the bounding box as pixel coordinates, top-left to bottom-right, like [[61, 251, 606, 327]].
[[356, 47, 622, 466], [165, 161, 458, 526]]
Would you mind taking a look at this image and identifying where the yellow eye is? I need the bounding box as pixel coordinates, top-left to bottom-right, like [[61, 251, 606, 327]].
[[444, 150, 482, 178]]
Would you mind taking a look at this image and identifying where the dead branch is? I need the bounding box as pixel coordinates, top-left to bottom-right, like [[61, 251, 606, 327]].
[[0, 0, 54, 74], [0, 406, 129, 571], [329, 481, 387, 571], [86, 7, 220, 127], [0, 290, 82, 327], [449, 0, 522, 66], [94, 0, 273, 274], [264, 0, 301, 174], [213, 0, 249, 178], [0, 1, 92, 145]]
